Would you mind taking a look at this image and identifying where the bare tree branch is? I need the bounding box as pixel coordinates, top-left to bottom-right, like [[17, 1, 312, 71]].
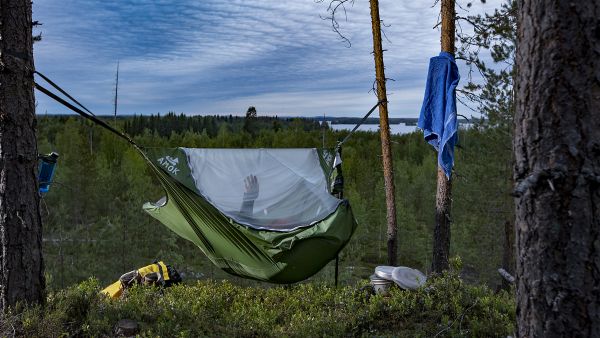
[[315, 0, 355, 47]]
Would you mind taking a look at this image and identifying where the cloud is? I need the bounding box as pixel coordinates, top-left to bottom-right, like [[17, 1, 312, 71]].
[[33, 0, 506, 117]]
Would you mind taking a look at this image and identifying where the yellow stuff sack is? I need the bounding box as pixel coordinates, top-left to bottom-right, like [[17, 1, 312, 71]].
[[101, 261, 174, 299]]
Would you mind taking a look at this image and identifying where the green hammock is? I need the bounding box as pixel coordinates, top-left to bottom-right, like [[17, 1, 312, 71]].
[[140, 147, 357, 283]]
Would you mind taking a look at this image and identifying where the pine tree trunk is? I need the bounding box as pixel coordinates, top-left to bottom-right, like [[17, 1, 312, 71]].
[[0, 0, 45, 311], [369, 0, 398, 266], [501, 220, 515, 290], [431, 0, 455, 274], [515, 1, 600, 336]]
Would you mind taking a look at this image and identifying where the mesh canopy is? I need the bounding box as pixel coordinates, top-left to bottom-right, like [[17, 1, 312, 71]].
[[182, 148, 341, 231]]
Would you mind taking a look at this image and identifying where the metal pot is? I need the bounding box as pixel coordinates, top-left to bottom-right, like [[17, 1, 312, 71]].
[[370, 274, 393, 296]]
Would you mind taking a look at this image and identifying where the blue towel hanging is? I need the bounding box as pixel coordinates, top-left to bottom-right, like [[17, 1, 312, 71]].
[[417, 51, 460, 179]]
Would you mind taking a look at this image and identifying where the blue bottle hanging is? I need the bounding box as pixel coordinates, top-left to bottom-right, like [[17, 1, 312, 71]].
[[38, 152, 59, 194]]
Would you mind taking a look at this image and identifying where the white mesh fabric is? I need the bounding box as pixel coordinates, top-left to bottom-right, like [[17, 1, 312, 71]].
[[182, 148, 341, 231]]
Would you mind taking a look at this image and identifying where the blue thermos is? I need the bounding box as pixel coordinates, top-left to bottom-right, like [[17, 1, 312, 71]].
[[38, 152, 59, 194]]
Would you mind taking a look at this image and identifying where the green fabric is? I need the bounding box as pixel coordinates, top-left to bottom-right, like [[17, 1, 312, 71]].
[[141, 148, 357, 283], [316, 148, 337, 191]]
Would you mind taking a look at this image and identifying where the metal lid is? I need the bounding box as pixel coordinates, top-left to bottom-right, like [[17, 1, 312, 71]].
[[370, 274, 393, 285], [391, 267, 427, 290], [370, 274, 388, 281], [374, 266, 395, 280]]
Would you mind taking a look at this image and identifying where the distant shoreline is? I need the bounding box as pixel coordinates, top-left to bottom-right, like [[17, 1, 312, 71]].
[[322, 117, 474, 125]]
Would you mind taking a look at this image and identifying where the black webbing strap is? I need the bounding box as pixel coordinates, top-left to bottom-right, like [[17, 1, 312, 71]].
[[154, 261, 166, 285], [336, 99, 387, 150], [34, 72, 139, 148], [34, 71, 96, 117]]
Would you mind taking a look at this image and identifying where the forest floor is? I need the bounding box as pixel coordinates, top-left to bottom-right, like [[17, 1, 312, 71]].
[[2, 267, 514, 337]]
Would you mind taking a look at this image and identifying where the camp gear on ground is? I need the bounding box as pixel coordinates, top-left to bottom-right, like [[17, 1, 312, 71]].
[[374, 265, 395, 280], [370, 274, 393, 295], [142, 272, 161, 285], [165, 264, 182, 287], [101, 261, 181, 299], [38, 152, 59, 194], [119, 270, 142, 288], [417, 51, 460, 179], [391, 266, 427, 290], [373, 265, 427, 291]]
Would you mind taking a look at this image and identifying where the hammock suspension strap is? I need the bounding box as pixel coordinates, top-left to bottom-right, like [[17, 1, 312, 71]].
[[34, 71, 140, 148], [336, 99, 387, 150]]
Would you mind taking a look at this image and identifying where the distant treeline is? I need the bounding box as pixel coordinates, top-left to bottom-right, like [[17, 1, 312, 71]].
[[38, 112, 325, 139], [123, 112, 324, 138]]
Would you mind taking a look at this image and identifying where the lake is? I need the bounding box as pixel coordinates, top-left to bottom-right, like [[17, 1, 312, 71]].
[[329, 122, 418, 135], [329, 122, 473, 135]]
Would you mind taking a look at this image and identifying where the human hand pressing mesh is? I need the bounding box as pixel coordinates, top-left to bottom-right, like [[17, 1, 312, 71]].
[[243, 175, 259, 201]]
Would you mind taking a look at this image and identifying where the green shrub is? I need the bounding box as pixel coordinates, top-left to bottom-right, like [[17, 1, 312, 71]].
[[3, 269, 514, 337]]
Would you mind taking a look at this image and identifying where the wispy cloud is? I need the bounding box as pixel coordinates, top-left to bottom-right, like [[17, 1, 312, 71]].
[[33, 0, 504, 117]]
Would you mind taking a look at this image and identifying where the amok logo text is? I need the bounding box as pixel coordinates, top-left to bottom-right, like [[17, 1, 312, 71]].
[[157, 156, 180, 175]]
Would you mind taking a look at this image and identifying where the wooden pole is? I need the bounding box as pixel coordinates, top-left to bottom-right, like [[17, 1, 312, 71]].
[[369, 0, 398, 266], [431, 0, 455, 273]]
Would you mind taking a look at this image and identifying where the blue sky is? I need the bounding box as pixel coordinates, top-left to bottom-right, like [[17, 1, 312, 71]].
[[33, 0, 503, 117]]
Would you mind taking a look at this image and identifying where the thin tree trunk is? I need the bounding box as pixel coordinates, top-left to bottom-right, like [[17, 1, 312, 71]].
[[501, 220, 514, 290], [0, 0, 45, 310], [515, 1, 600, 336], [431, 0, 455, 274], [369, 0, 398, 266]]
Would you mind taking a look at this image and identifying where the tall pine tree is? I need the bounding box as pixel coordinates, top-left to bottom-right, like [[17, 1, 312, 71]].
[[0, 0, 45, 310], [515, 1, 600, 335]]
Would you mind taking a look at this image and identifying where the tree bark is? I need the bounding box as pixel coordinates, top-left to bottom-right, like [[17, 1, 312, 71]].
[[515, 1, 600, 336], [0, 0, 45, 311], [431, 0, 455, 274], [369, 0, 398, 266]]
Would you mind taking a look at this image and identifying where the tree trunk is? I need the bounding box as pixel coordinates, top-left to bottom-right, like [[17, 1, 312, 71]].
[[432, 169, 452, 273], [0, 0, 45, 311], [501, 220, 515, 290], [431, 0, 455, 274], [369, 0, 398, 266], [515, 1, 600, 336]]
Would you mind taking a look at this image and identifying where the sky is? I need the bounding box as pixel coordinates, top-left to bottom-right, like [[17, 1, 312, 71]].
[[33, 0, 504, 117]]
